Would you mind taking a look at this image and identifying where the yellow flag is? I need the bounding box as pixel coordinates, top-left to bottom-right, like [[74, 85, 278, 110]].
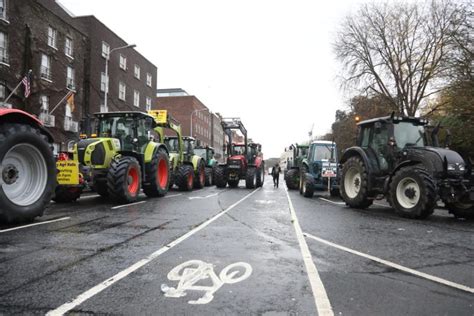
[[67, 92, 75, 113]]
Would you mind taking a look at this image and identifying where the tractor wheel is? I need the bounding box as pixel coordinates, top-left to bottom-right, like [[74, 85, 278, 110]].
[[301, 173, 314, 198], [246, 167, 256, 189], [389, 167, 436, 219], [94, 181, 109, 197], [143, 149, 170, 197], [0, 123, 56, 223], [205, 167, 213, 186], [228, 180, 239, 188], [299, 165, 308, 195], [194, 161, 206, 189], [445, 202, 474, 220], [340, 156, 372, 208], [214, 166, 227, 188], [176, 164, 194, 191], [107, 156, 142, 204], [256, 166, 264, 187], [285, 169, 299, 190], [53, 185, 82, 203]]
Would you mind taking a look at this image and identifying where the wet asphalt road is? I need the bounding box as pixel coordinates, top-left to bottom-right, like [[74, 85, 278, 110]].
[[0, 175, 472, 315]]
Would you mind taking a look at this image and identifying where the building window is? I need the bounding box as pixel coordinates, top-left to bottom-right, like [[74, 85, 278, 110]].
[[133, 90, 140, 107], [119, 81, 126, 100], [65, 37, 73, 58], [40, 54, 52, 81], [0, 32, 7, 64], [0, 0, 6, 20], [146, 97, 151, 111], [100, 72, 108, 92], [40, 95, 49, 112], [0, 81, 5, 99], [102, 41, 110, 58], [146, 73, 152, 87], [134, 64, 140, 79], [119, 54, 126, 70], [47, 26, 57, 49], [66, 66, 75, 89]]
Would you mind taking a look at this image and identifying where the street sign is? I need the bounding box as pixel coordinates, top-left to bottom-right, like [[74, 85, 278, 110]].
[[56, 160, 79, 185], [148, 110, 167, 123]]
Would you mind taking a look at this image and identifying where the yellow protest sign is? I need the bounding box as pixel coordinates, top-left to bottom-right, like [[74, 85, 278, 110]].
[[56, 161, 80, 185], [148, 110, 167, 124]]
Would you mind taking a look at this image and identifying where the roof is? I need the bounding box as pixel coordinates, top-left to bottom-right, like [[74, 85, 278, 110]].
[[310, 140, 335, 145], [357, 115, 428, 126]]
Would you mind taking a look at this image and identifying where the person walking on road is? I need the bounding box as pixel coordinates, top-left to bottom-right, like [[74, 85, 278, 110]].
[[272, 163, 281, 188]]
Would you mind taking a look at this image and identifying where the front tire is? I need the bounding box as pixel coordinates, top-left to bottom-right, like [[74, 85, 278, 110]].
[[256, 166, 264, 187], [285, 168, 299, 190], [204, 167, 213, 186], [176, 164, 194, 191], [107, 156, 142, 204], [340, 156, 372, 208], [194, 161, 205, 189], [214, 166, 227, 188], [389, 167, 436, 219], [0, 123, 56, 223], [246, 167, 256, 189], [143, 149, 170, 197]]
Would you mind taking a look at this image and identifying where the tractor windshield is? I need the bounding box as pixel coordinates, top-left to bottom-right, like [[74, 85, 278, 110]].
[[97, 116, 135, 150], [194, 148, 207, 160], [233, 145, 246, 156], [165, 138, 179, 153], [394, 122, 425, 148], [310, 144, 336, 162]]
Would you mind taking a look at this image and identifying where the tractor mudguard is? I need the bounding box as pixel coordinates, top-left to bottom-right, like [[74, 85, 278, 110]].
[[144, 142, 169, 163], [191, 155, 202, 170], [340, 147, 376, 192]]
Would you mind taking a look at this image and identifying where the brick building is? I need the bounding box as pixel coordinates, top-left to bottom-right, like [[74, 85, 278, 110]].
[[157, 88, 224, 160]]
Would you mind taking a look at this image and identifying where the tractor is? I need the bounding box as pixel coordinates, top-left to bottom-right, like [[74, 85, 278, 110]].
[[195, 145, 218, 186], [214, 118, 265, 189], [284, 143, 309, 190], [150, 110, 206, 191], [58, 111, 171, 204], [299, 141, 339, 197], [0, 108, 56, 222], [339, 114, 474, 219]]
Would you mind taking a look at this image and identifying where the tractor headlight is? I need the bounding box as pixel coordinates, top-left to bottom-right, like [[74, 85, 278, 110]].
[[447, 163, 465, 172], [112, 139, 121, 151]]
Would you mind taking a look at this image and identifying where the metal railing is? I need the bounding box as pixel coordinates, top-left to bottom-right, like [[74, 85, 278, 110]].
[[39, 112, 55, 127], [40, 66, 52, 81], [0, 48, 8, 64]]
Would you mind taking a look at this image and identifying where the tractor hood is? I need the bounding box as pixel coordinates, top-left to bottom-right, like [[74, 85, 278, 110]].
[[409, 146, 467, 174], [77, 137, 121, 167]]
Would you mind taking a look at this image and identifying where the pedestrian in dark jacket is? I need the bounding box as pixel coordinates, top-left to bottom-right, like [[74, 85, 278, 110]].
[[272, 164, 281, 188]]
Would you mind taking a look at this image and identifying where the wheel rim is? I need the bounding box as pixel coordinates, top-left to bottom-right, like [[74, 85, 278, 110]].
[[200, 167, 205, 185], [188, 173, 193, 188], [2, 143, 48, 206], [127, 167, 139, 194], [157, 159, 168, 189], [396, 177, 420, 209], [344, 167, 361, 199], [209, 172, 213, 184], [302, 178, 306, 194]]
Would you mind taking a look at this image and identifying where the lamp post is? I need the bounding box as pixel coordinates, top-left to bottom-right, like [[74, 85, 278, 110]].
[[103, 44, 136, 112], [190, 108, 211, 138]]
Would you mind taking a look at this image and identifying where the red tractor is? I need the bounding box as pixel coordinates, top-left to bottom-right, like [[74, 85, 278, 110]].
[[214, 118, 265, 189], [0, 108, 56, 222]]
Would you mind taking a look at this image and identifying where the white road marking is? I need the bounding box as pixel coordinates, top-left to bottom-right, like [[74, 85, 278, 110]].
[[111, 201, 146, 210], [374, 202, 391, 208], [164, 193, 183, 198], [79, 194, 101, 200], [162, 260, 252, 304], [47, 188, 260, 316], [304, 232, 474, 294], [188, 193, 219, 200], [285, 188, 333, 316], [0, 217, 70, 233], [319, 197, 345, 205]]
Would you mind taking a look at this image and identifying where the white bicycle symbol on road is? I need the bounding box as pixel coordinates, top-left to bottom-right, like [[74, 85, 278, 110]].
[[161, 260, 253, 304]]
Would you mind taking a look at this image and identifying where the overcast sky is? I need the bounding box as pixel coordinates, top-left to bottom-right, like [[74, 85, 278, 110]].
[[58, 0, 367, 158]]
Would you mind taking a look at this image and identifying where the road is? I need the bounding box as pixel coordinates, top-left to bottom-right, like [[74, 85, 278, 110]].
[[0, 176, 472, 315]]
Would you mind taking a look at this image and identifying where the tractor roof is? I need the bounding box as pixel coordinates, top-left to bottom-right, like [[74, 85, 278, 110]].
[[357, 115, 428, 126], [310, 140, 335, 145], [165, 135, 196, 141]]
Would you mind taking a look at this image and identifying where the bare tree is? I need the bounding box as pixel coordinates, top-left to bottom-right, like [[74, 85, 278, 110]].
[[334, 0, 469, 116]]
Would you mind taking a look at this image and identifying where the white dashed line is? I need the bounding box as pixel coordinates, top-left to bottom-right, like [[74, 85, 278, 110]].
[[79, 194, 101, 200], [0, 217, 70, 233], [285, 188, 334, 316], [188, 193, 219, 200], [304, 232, 474, 294], [164, 193, 183, 198], [374, 202, 391, 208], [319, 197, 345, 205], [47, 188, 261, 316], [111, 201, 146, 210]]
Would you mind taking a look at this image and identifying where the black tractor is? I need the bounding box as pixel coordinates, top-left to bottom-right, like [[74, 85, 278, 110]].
[[339, 114, 473, 219]]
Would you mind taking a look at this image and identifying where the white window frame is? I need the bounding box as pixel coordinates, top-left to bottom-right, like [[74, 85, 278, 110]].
[[0, 0, 7, 21], [40, 54, 52, 81], [65, 37, 73, 58], [0, 31, 8, 65], [100, 72, 108, 92], [146, 96, 151, 111], [102, 41, 110, 58], [119, 54, 127, 70], [133, 90, 140, 107], [119, 81, 126, 101], [0, 81, 5, 99], [146, 73, 152, 87], [47, 26, 57, 49], [66, 66, 75, 90], [40, 95, 49, 112], [134, 64, 140, 79]]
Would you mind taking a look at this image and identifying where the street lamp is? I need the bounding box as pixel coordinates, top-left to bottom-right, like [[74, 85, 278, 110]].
[[190, 108, 211, 138], [103, 44, 136, 112]]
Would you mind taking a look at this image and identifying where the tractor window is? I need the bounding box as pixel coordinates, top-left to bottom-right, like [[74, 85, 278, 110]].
[[360, 127, 371, 148], [394, 122, 425, 148], [233, 146, 245, 155], [369, 124, 389, 170], [136, 119, 149, 153], [194, 148, 207, 160], [165, 138, 179, 153], [98, 117, 134, 150], [310, 145, 335, 161]]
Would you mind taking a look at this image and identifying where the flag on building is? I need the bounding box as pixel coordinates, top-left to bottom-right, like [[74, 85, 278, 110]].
[[66, 91, 75, 113], [21, 71, 32, 98]]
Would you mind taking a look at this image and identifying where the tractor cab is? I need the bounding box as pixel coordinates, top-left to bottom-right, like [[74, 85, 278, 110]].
[[195, 146, 215, 163], [248, 143, 262, 164]]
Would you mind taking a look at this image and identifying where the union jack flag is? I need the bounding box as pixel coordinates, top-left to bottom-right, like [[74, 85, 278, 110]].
[[21, 71, 31, 98]]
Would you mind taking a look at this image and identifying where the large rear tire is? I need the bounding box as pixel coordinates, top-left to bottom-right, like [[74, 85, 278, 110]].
[[194, 160, 205, 189], [246, 167, 256, 189], [107, 156, 141, 204], [285, 168, 299, 190], [0, 123, 56, 223], [340, 156, 372, 208], [301, 174, 314, 198], [143, 149, 170, 197], [204, 167, 213, 186], [176, 164, 194, 191], [389, 167, 436, 219], [214, 166, 227, 188]]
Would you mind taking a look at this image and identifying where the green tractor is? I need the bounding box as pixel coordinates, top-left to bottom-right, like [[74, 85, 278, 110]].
[[56, 111, 171, 204], [299, 141, 340, 198], [150, 110, 206, 191], [195, 146, 218, 186], [284, 143, 309, 190]]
